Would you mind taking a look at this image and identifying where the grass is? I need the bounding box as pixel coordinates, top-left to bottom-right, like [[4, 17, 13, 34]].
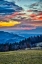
[[0, 50, 42, 64]]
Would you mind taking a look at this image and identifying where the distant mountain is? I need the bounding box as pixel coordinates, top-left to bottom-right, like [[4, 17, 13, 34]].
[[0, 31, 25, 44]]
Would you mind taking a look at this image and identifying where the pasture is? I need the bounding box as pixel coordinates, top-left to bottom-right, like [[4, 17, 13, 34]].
[[0, 50, 42, 64]]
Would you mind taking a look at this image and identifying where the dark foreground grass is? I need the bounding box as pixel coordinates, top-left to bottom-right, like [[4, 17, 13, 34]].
[[0, 50, 42, 64]]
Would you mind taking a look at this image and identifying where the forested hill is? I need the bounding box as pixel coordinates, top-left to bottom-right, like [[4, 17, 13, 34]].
[[0, 35, 42, 51]]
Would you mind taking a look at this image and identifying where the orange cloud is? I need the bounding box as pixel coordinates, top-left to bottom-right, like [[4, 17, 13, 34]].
[[30, 13, 42, 21], [32, 16, 42, 21], [0, 20, 21, 27], [30, 13, 36, 17]]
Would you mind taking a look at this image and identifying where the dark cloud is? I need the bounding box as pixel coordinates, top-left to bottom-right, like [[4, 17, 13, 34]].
[[29, 0, 42, 13], [39, 0, 42, 2], [0, 0, 23, 16]]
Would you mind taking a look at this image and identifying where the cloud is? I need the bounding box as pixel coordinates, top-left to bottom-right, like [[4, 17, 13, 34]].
[[13, 16, 42, 30], [0, 20, 21, 27], [30, 12, 42, 21], [39, 0, 42, 2], [12, 27, 36, 30], [29, 1, 42, 12], [2, 11, 29, 21], [0, 0, 42, 31], [0, 0, 23, 16], [4, 12, 19, 20]]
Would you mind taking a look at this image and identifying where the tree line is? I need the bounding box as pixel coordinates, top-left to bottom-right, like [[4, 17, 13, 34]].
[[0, 35, 42, 51]]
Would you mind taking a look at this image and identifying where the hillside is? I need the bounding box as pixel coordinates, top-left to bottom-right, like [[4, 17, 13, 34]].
[[0, 33, 42, 51], [0, 31, 25, 44]]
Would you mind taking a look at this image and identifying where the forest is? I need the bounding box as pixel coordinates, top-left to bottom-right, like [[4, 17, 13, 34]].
[[0, 35, 42, 51]]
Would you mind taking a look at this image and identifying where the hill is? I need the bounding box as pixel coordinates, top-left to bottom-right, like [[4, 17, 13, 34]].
[[0, 31, 25, 44]]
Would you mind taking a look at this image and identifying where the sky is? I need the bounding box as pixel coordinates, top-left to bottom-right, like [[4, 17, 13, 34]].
[[0, 0, 42, 34]]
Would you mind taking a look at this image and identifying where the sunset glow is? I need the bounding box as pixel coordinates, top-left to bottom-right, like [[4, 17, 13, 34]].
[[0, 20, 21, 27], [0, 0, 42, 32]]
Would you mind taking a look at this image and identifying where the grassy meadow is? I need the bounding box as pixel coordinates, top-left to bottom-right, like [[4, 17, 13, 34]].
[[0, 50, 42, 64]]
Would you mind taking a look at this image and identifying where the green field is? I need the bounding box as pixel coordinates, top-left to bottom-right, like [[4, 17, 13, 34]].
[[0, 50, 42, 64]]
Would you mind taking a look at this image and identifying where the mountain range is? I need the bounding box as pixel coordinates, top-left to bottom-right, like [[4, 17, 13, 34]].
[[0, 31, 25, 44]]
